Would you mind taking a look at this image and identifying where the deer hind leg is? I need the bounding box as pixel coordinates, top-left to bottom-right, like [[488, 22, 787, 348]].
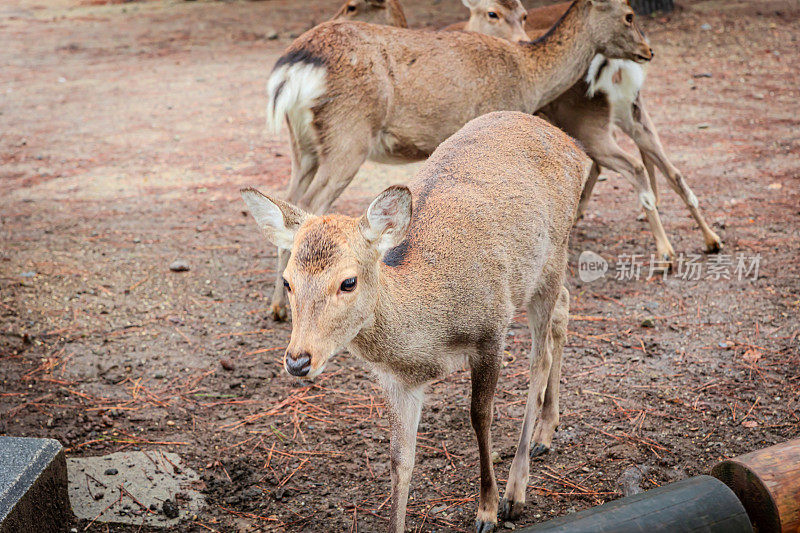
[[269, 123, 319, 322], [470, 338, 503, 533], [377, 374, 424, 533], [576, 160, 601, 220], [501, 276, 562, 521], [622, 97, 722, 253], [298, 122, 371, 214], [591, 133, 676, 269], [530, 285, 569, 456]]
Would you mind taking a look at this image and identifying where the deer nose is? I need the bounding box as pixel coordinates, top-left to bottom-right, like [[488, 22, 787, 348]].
[[285, 352, 311, 376]]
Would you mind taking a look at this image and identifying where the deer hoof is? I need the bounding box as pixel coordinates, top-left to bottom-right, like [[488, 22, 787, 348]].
[[705, 237, 723, 254], [475, 519, 497, 533], [530, 443, 550, 458], [270, 303, 289, 322], [499, 498, 524, 521]]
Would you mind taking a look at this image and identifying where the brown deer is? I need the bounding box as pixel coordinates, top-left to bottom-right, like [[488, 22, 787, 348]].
[[264, 0, 651, 320], [332, 0, 408, 28], [448, 0, 722, 263], [442, 0, 573, 33], [242, 111, 590, 533]]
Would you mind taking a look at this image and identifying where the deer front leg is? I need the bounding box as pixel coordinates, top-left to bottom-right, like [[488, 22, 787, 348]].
[[622, 98, 722, 253], [592, 136, 676, 269], [470, 342, 502, 533], [640, 149, 659, 207], [381, 378, 424, 533]]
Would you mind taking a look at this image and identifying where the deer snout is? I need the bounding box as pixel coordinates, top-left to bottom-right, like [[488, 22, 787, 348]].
[[511, 27, 529, 43], [637, 45, 653, 62], [285, 351, 311, 377]]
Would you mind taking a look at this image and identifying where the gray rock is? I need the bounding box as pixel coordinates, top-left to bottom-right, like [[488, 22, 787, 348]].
[[169, 260, 190, 272]]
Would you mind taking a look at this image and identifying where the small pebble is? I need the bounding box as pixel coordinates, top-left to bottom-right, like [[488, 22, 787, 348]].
[[700, 22, 711, 30], [220, 359, 235, 371], [504, 522, 516, 530], [104, 468, 118, 476], [491, 451, 502, 464], [169, 260, 190, 272], [163, 499, 179, 519], [641, 318, 655, 328]]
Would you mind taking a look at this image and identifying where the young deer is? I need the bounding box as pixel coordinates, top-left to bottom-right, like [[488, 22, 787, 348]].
[[242, 112, 589, 533], [332, 0, 408, 28], [450, 0, 722, 262], [264, 0, 651, 320]]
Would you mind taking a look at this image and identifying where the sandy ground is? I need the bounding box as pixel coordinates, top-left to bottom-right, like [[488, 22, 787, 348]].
[[1, 0, 799, 531]]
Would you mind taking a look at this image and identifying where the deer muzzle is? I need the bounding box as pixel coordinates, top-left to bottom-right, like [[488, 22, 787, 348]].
[[285, 351, 311, 376]]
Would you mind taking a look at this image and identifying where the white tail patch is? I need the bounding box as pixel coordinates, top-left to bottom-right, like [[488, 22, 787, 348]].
[[266, 62, 327, 136], [585, 55, 647, 108]]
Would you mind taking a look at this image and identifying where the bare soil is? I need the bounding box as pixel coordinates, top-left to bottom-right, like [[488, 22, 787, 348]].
[[1, 0, 798, 531]]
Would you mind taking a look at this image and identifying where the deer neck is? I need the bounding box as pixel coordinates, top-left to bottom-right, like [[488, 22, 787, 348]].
[[349, 268, 417, 374], [520, 1, 597, 110], [388, 0, 408, 28]]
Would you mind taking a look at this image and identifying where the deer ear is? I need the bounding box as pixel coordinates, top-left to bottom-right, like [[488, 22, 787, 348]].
[[461, 0, 482, 10], [360, 185, 412, 255], [241, 187, 308, 249]]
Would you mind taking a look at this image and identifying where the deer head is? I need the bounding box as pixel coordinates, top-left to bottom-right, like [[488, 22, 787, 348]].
[[241, 186, 412, 378], [333, 0, 388, 24], [583, 0, 652, 62], [463, 0, 529, 43]]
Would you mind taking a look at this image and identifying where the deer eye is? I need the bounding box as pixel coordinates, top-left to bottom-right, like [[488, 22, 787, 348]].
[[283, 278, 292, 292], [340, 277, 357, 292], [625, 13, 633, 23], [487, 11, 499, 19], [347, 4, 357, 11]]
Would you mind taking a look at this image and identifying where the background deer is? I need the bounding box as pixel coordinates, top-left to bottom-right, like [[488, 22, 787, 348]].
[[332, 0, 408, 28], [451, 0, 722, 262], [264, 0, 651, 320], [340, 0, 721, 267], [242, 111, 590, 533]]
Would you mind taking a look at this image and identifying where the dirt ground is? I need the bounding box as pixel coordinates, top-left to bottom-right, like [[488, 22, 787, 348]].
[[1, 0, 799, 531]]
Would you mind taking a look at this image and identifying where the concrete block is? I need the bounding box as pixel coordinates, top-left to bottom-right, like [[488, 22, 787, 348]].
[[0, 437, 71, 533], [67, 451, 204, 527]]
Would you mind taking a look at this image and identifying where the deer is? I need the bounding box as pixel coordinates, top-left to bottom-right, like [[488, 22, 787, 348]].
[[264, 0, 652, 321], [337, 0, 722, 272], [441, 0, 570, 34], [448, 0, 722, 262], [332, 0, 408, 28], [242, 111, 590, 533]]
